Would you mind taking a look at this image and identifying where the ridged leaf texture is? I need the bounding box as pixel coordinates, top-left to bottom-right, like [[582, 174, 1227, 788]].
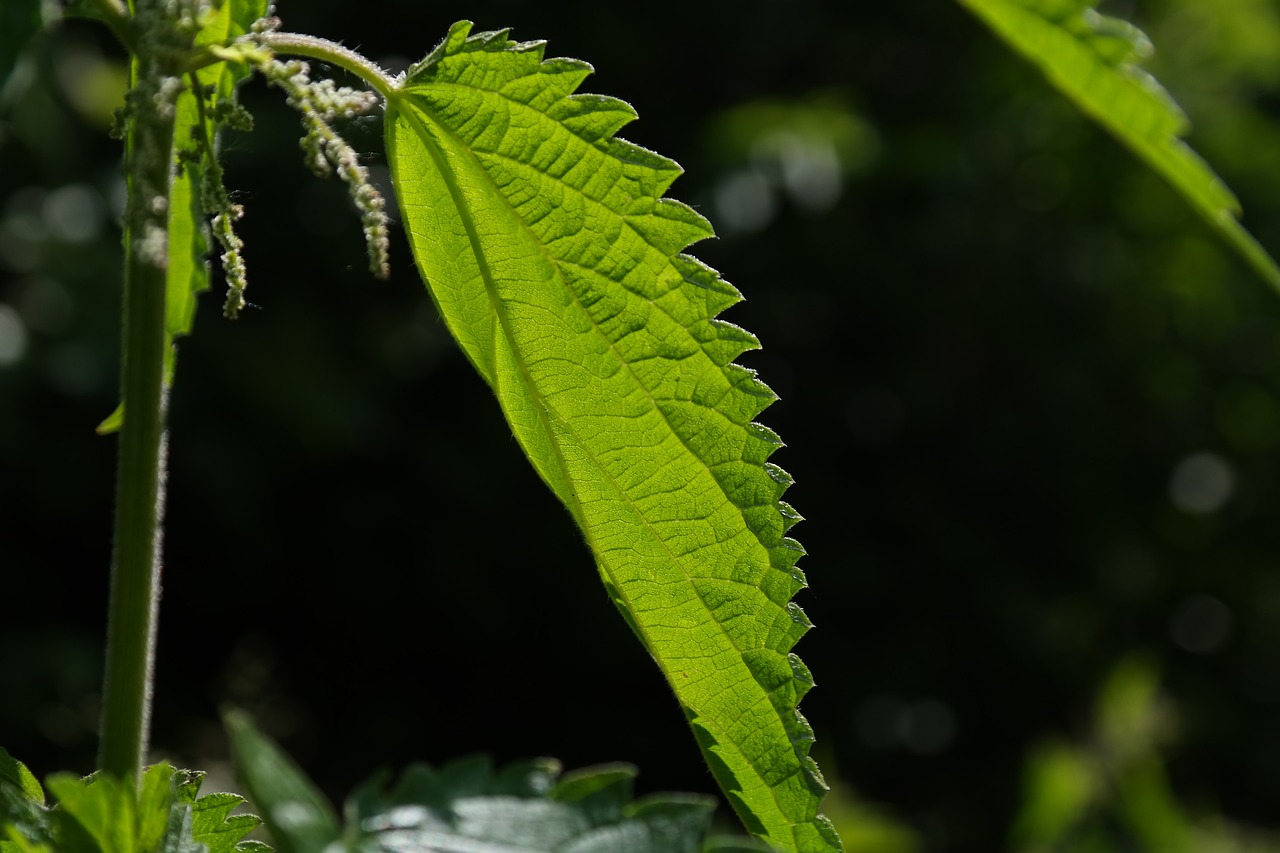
[[386, 21, 839, 852], [957, 0, 1280, 292]]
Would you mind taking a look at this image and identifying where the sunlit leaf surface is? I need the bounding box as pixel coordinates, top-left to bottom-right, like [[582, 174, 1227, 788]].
[[386, 21, 839, 852]]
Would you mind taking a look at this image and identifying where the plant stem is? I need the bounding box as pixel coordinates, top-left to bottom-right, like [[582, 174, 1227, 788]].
[[97, 37, 179, 783], [258, 31, 399, 99]]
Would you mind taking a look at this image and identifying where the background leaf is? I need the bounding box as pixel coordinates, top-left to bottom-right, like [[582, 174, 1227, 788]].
[[0, 0, 41, 98], [386, 21, 838, 852], [347, 758, 726, 853], [0, 748, 42, 807], [956, 0, 1280, 292], [225, 711, 340, 853]]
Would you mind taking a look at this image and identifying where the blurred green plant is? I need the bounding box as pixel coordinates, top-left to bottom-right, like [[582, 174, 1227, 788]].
[[1011, 657, 1280, 853]]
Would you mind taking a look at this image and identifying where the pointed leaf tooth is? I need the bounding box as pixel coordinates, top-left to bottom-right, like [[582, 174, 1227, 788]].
[[775, 538, 807, 573], [625, 198, 714, 255], [764, 463, 794, 490], [789, 654, 815, 701], [405, 20, 473, 81], [698, 321, 759, 367], [506, 57, 594, 110], [676, 254, 745, 315], [777, 501, 804, 535], [553, 94, 638, 141], [725, 365, 779, 408], [601, 138, 685, 195], [473, 27, 516, 50]]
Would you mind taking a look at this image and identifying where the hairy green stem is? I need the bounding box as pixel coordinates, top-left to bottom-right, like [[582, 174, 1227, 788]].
[[97, 33, 179, 783], [258, 31, 398, 98]]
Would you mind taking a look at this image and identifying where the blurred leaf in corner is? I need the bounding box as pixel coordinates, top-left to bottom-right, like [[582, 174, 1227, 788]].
[[0, 0, 43, 108]]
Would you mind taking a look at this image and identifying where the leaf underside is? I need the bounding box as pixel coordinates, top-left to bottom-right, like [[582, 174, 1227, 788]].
[[387, 21, 839, 852], [956, 0, 1280, 292]]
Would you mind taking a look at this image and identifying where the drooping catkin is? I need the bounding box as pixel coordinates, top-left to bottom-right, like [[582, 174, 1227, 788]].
[[259, 57, 390, 280]]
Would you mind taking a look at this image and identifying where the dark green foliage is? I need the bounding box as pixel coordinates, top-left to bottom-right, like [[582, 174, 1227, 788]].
[[227, 713, 767, 853], [0, 0, 40, 95], [0, 756, 265, 853]]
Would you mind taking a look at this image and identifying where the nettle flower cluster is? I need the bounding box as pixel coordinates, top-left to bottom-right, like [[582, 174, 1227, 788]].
[[209, 16, 390, 317], [257, 52, 391, 286], [126, 8, 391, 319]]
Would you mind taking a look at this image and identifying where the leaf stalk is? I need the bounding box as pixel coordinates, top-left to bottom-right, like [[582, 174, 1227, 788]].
[[257, 31, 398, 99]]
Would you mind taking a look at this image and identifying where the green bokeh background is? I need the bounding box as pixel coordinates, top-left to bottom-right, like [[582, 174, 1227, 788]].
[[4, 1, 1280, 850]]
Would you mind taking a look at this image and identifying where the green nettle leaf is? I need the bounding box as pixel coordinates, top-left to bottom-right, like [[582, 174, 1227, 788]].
[[189, 792, 268, 853], [225, 711, 341, 853], [174, 769, 268, 853], [386, 22, 839, 852], [956, 0, 1280, 291], [0, 749, 42, 807], [1, 785, 54, 853], [0, 764, 263, 853]]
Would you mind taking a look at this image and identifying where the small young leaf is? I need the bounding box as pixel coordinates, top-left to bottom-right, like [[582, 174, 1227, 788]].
[[224, 711, 340, 853], [138, 765, 179, 852], [387, 21, 839, 852], [956, 0, 1280, 291], [44, 772, 138, 853], [190, 791, 266, 853], [348, 758, 725, 853], [2, 765, 266, 853], [1, 783, 55, 853], [0, 748, 42, 806]]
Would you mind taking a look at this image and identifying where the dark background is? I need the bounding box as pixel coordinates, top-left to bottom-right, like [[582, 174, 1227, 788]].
[[5, 1, 1280, 850]]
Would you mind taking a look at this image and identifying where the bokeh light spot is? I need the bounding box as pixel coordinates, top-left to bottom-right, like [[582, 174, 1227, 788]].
[[0, 304, 29, 367], [1170, 595, 1233, 655], [1169, 451, 1235, 514]]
